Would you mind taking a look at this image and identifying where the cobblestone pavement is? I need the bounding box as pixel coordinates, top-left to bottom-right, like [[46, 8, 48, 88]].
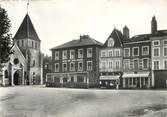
[[0, 86, 167, 117]]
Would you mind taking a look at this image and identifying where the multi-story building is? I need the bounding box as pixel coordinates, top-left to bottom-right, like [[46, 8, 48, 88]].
[[99, 28, 124, 89], [150, 17, 167, 88], [46, 35, 102, 88], [122, 32, 152, 88], [14, 13, 43, 85]]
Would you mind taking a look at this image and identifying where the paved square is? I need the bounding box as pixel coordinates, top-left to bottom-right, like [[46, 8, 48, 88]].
[[0, 86, 167, 117]]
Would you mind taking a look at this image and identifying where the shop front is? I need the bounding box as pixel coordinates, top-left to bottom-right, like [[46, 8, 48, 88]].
[[46, 72, 89, 88], [99, 75, 120, 89], [122, 72, 150, 89]]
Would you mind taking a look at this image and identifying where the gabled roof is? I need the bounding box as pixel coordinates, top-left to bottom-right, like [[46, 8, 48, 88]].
[[51, 35, 103, 50], [103, 28, 124, 48], [14, 14, 40, 41], [11, 43, 26, 62]]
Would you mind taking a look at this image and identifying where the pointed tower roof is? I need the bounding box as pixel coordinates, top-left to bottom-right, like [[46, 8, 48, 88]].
[[14, 14, 40, 41]]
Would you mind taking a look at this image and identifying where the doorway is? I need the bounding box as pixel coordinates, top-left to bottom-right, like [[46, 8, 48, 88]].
[[14, 71, 21, 85]]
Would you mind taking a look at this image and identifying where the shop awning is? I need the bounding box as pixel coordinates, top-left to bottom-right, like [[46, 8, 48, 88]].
[[122, 72, 150, 78], [100, 75, 120, 80]]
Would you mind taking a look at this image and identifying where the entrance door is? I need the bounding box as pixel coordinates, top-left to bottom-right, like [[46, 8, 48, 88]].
[[14, 71, 21, 85]]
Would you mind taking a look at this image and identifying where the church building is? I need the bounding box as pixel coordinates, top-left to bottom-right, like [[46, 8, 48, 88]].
[[14, 13, 43, 85], [0, 13, 43, 86]]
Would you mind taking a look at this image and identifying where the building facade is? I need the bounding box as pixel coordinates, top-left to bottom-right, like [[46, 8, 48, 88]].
[[46, 35, 102, 88], [122, 34, 151, 88], [99, 28, 124, 89], [14, 14, 43, 85], [151, 30, 167, 88]]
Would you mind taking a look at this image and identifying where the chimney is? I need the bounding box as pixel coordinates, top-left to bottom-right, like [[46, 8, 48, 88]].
[[79, 35, 89, 41], [151, 16, 157, 34], [123, 26, 129, 39]]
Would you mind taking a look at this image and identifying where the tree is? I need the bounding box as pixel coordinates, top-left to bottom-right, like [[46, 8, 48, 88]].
[[0, 6, 13, 71]]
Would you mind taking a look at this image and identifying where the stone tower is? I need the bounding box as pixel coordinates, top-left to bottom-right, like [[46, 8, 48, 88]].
[[123, 25, 129, 39], [151, 16, 157, 34], [14, 14, 43, 85]]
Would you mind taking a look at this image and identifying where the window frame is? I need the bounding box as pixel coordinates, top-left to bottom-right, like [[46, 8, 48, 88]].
[[115, 49, 120, 57], [164, 59, 167, 69], [108, 60, 113, 69], [124, 59, 130, 69], [87, 48, 93, 58], [101, 50, 106, 57], [133, 59, 139, 70], [55, 63, 59, 72], [108, 38, 114, 47], [153, 60, 160, 70], [142, 46, 149, 56], [70, 62, 75, 71], [78, 49, 83, 58], [108, 50, 113, 57], [132, 47, 139, 56], [163, 39, 167, 45], [54, 51, 59, 60], [62, 50, 67, 60], [70, 49, 75, 59], [153, 47, 160, 57], [163, 47, 167, 57], [78, 62, 83, 71], [142, 58, 149, 69], [87, 61, 93, 71], [152, 40, 160, 46], [62, 62, 67, 72], [124, 48, 130, 57], [115, 60, 120, 69]]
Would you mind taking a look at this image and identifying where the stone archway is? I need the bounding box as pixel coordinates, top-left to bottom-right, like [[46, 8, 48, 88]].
[[14, 70, 22, 85]]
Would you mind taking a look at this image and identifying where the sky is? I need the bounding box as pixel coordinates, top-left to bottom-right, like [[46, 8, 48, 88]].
[[1, 0, 167, 55]]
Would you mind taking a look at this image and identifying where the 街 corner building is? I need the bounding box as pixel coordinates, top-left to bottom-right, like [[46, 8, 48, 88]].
[[0, 13, 43, 86]]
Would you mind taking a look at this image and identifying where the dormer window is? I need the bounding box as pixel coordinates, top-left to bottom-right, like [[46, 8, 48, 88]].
[[108, 37, 114, 47]]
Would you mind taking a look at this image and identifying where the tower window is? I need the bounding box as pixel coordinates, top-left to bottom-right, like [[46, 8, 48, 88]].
[[22, 40, 24, 47], [32, 41, 34, 48], [35, 42, 37, 49]]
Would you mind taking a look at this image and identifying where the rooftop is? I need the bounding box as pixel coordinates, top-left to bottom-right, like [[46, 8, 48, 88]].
[[14, 14, 40, 41], [51, 35, 103, 50]]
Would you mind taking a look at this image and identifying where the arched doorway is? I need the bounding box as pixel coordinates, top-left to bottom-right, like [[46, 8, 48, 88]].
[[5, 70, 11, 86], [14, 70, 22, 85]]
